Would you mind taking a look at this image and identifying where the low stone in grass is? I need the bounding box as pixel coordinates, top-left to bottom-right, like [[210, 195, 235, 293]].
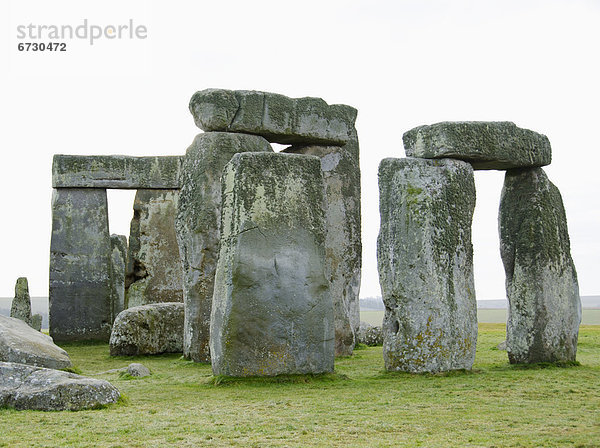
[[0, 361, 120, 411], [109, 302, 184, 356], [127, 363, 151, 377], [0, 315, 71, 369]]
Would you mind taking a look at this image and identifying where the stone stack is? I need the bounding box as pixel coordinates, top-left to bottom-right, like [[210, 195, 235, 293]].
[[178, 89, 362, 363], [377, 121, 580, 371], [49, 155, 183, 342]]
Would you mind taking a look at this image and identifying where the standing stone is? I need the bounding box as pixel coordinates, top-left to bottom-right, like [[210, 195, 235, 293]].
[[175, 132, 273, 362], [11, 278, 32, 326], [49, 188, 113, 342], [125, 190, 183, 308], [499, 167, 581, 363], [377, 158, 477, 373], [211, 152, 334, 376], [284, 143, 361, 356], [31, 314, 42, 332], [110, 235, 127, 320]]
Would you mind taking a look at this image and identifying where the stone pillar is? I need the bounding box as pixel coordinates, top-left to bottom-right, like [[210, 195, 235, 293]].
[[210, 152, 334, 376], [11, 277, 32, 326], [499, 167, 581, 363], [284, 140, 361, 356], [175, 132, 273, 362], [49, 188, 113, 342], [125, 189, 183, 308], [377, 158, 477, 373], [110, 234, 127, 320]]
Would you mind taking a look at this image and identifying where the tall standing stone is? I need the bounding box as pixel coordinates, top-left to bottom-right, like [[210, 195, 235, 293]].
[[211, 152, 334, 376], [125, 190, 183, 308], [49, 188, 113, 342], [499, 167, 581, 363], [11, 277, 32, 326], [110, 234, 127, 320], [284, 143, 361, 356], [175, 132, 273, 362], [377, 158, 477, 373]]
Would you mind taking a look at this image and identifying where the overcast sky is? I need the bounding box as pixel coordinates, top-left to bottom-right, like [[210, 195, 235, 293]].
[[1, 0, 598, 300]]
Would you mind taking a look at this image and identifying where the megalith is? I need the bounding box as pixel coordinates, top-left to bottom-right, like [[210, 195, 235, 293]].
[[403, 121, 552, 170], [377, 158, 477, 373], [284, 144, 361, 356], [11, 277, 32, 326], [110, 234, 127, 320], [126, 189, 183, 308], [175, 132, 273, 362], [210, 152, 334, 376], [49, 188, 113, 342], [499, 167, 581, 363]]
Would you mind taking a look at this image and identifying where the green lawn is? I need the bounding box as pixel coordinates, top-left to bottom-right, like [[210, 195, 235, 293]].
[[361, 309, 600, 326], [1, 324, 599, 447]]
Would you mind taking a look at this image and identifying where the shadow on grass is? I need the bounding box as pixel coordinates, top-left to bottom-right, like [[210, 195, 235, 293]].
[[208, 372, 349, 387]]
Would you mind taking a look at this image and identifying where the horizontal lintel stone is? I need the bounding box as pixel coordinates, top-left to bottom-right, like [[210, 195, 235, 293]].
[[189, 88, 358, 145], [402, 121, 551, 170], [52, 155, 184, 189]]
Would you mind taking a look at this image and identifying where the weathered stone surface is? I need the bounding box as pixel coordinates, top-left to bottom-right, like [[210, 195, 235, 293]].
[[49, 188, 113, 342], [52, 155, 183, 189], [499, 167, 581, 363], [403, 121, 552, 170], [11, 277, 32, 326], [109, 303, 184, 356], [110, 234, 127, 320], [0, 362, 120, 411], [357, 322, 383, 347], [175, 132, 273, 362], [127, 363, 151, 377], [189, 89, 358, 145], [31, 314, 43, 332], [0, 315, 72, 369], [377, 158, 477, 373], [126, 190, 183, 308], [211, 152, 334, 376], [284, 144, 361, 356]]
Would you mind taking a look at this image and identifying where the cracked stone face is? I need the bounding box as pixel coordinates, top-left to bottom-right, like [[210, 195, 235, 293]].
[[210, 152, 334, 377], [175, 132, 273, 362], [500, 167, 581, 363], [377, 157, 477, 373]]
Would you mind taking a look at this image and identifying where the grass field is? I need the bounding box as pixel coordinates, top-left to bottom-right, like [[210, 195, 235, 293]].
[[1, 324, 599, 447], [360, 309, 600, 327]]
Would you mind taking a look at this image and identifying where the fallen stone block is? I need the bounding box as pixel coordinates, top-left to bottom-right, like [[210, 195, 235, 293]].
[[109, 302, 184, 356], [0, 315, 72, 369], [403, 121, 551, 170], [0, 362, 120, 411]]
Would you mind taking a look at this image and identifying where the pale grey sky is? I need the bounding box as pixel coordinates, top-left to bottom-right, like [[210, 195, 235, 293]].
[[1, 0, 598, 299]]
